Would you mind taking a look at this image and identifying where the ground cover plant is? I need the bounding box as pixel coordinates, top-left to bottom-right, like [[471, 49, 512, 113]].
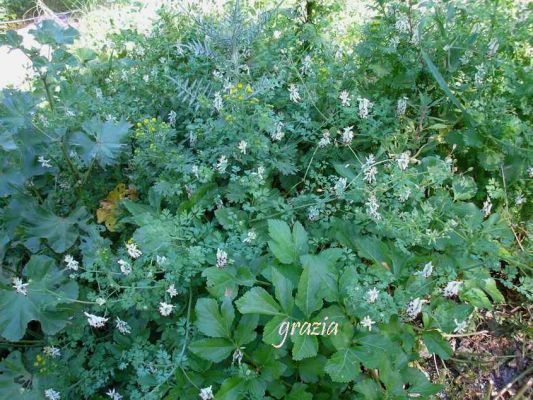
[[0, 0, 531, 399]]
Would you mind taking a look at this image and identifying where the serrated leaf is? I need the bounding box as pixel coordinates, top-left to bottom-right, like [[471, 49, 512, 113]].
[[422, 331, 452, 360], [70, 117, 131, 167], [267, 219, 295, 264], [236, 287, 282, 316], [189, 338, 234, 362], [0, 255, 78, 341], [30, 20, 79, 45], [271, 266, 294, 313], [292, 333, 318, 360], [295, 265, 322, 317], [234, 314, 259, 345], [324, 348, 361, 383], [195, 298, 234, 338], [215, 376, 245, 400], [0, 351, 33, 399]]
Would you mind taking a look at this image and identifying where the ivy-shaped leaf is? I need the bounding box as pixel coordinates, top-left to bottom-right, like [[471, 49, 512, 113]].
[[70, 117, 131, 167], [0, 255, 78, 341]]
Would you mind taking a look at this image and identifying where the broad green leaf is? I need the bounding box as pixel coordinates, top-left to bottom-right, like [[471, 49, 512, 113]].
[[203, 266, 255, 300], [353, 377, 382, 399], [316, 306, 352, 350], [267, 219, 295, 264], [460, 286, 492, 309], [300, 248, 342, 302], [234, 314, 259, 345], [295, 265, 322, 317], [271, 266, 294, 313], [292, 332, 318, 361], [422, 331, 452, 360], [30, 20, 79, 45], [286, 383, 313, 400], [0, 91, 35, 139], [0, 351, 33, 399], [236, 287, 282, 316], [0, 255, 78, 341], [70, 117, 131, 167], [262, 316, 289, 347], [482, 278, 505, 303], [324, 348, 361, 383], [292, 221, 309, 255], [215, 376, 245, 400], [195, 298, 234, 338], [452, 176, 477, 200], [23, 206, 87, 253], [189, 337, 234, 362]]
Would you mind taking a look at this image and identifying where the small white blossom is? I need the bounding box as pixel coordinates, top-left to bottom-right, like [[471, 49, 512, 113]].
[[487, 38, 499, 57], [360, 316, 376, 331], [318, 130, 331, 147], [397, 97, 408, 116], [126, 242, 142, 259], [334, 177, 347, 197], [12, 277, 29, 295], [396, 152, 410, 170], [363, 154, 378, 184], [84, 312, 108, 328], [406, 298, 425, 320], [388, 35, 400, 49], [255, 166, 265, 180], [166, 284, 178, 298], [159, 302, 175, 316], [398, 187, 411, 202], [474, 64, 487, 87], [168, 110, 177, 127], [453, 319, 467, 334], [443, 281, 462, 297], [38, 156, 52, 168], [64, 254, 79, 271], [199, 386, 214, 400], [415, 262, 433, 278], [118, 259, 132, 275], [136, 46, 145, 56], [232, 348, 244, 366], [367, 288, 379, 304], [515, 194, 525, 206], [482, 198, 492, 218], [288, 84, 301, 103], [233, 141, 247, 157], [341, 126, 354, 145], [271, 121, 285, 141], [44, 389, 61, 400], [273, 30, 281, 39], [43, 346, 61, 358], [300, 55, 312, 75], [308, 206, 320, 221], [528, 166, 533, 178], [95, 298, 106, 306], [243, 230, 257, 243], [216, 155, 228, 173], [115, 318, 131, 335], [365, 194, 382, 220], [395, 15, 410, 34], [214, 92, 223, 111], [106, 388, 123, 400], [143, 74, 150, 83], [358, 97, 373, 119], [216, 248, 228, 268], [339, 90, 351, 107], [189, 131, 197, 146], [460, 49, 473, 65], [156, 255, 167, 266]]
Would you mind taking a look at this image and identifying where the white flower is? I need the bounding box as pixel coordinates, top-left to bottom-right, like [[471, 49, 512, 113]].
[[360, 316, 376, 331], [238, 140, 248, 154], [396, 152, 410, 170], [115, 318, 131, 335], [216, 155, 228, 173], [243, 230, 257, 243], [84, 312, 108, 328], [126, 242, 142, 259], [199, 385, 214, 400], [271, 121, 285, 141], [168, 110, 177, 127], [273, 30, 281, 39], [334, 177, 347, 196], [106, 388, 123, 400], [397, 97, 408, 116], [159, 302, 175, 316], [43, 346, 61, 358], [216, 248, 228, 268], [395, 15, 410, 34], [388, 36, 400, 49], [406, 298, 425, 320], [415, 262, 433, 278], [398, 187, 411, 202], [339, 90, 351, 107], [38, 156, 52, 168], [159, 57, 166, 64], [156, 255, 167, 266], [515, 194, 525, 206], [232, 348, 244, 366], [44, 388, 61, 400], [136, 46, 145, 56], [365, 194, 382, 220], [118, 259, 132, 275], [363, 154, 378, 184], [95, 88, 103, 99], [12, 277, 29, 295], [460, 50, 473, 65], [453, 319, 467, 334], [214, 92, 223, 111], [143, 74, 150, 83], [443, 281, 462, 297], [300, 55, 312, 75], [487, 38, 499, 57], [358, 97, 373, 119], [528, 166, 533, 178], [95, 298, 106, 306], [166, 284, 178, 298], [318, 130, 331, 147], [341, 126, 354, 145], [308, 206, 320, 221], [288, 84, 301, 103], [64, 254, 79, 271], [482, 198, 492, 218], [254, 166, 266, 180], [366, 288, 379, 303], [474, 64, 486, 87]]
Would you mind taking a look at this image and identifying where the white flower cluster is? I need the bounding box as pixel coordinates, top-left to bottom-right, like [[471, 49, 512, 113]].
[[118, 259, 132, 275], [12, 277, 29, 295], [84, 312, 109, 328], [395, 15, 410, 34], [216, 155, 228, 173], [358, 97, 373, 119], [415, 262, 433, 278], [271, 121, 285, 141], [44, 346, 61, 358], [213, 92, 223, 111], [243, 230, 257, 243], [167, 284, 178, 298], [366, 288, 379, 303], [482, 198, 492, 218], [365, 194, 382, 220], [126, 242, 142, 258], [334, 177, 347, 197], [200, 385, 214, 400], [363, 154, 377, 184], [396, 97, 408, 116], [64, 254, 79, 271], [443, 281, 462, 297], [44, 388, 61, 400], [115, 318, 131, 335], [238, 140, 248, 154], [341, 126, 354, 145], [216, 248, 228, 268], [318, 130, 331, 147], [406, 298, 425, 320], [339, 90, 351, 107], [360, 316, 375, 331], [38, 156, 52, 168], [159, 302, 175, 316], [106, 388, 123, 400], [288, 84, 301, 103], [396, 152, 410, 170]]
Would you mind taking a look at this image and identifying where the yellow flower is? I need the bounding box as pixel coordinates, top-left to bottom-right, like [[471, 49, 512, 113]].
[[151, 117, 156, 122], [237, 82, 243, 89], [246, 85, 252, 93], [144, 119, 149, 125], [238, 95, 244, 101], [149, 143, 156, 150], [136, 122, 142, 127], [150, 127, 156, 133]]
